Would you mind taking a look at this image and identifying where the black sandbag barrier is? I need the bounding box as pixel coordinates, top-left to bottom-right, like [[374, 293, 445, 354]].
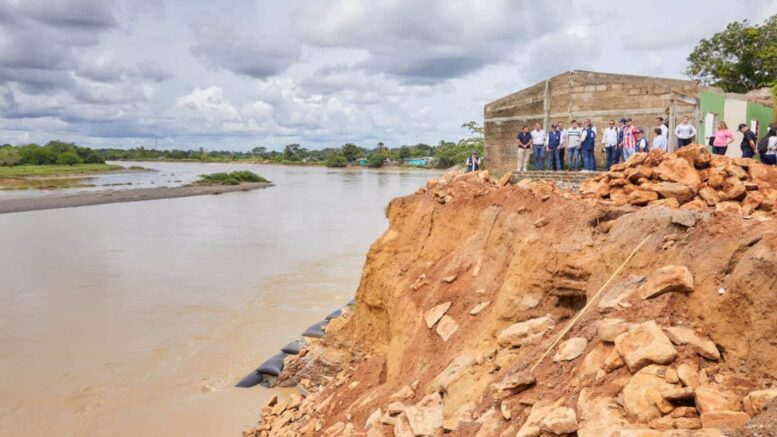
[[281, 339, 303, 355], [235, 371, 263, 388], [302, 320, 327, 338], [256, 352, 287, 377], [325, 308, 342, 320], [347, 299, 356, 306]]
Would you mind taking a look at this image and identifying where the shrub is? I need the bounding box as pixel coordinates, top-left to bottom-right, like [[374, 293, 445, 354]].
[[0, 148, 21, 166], [196, 171, 269, 185], [19, 144, 58, 165], [367, 152, 386, 168], [56, 151, 84, 166], [326, 154, 348, 168]]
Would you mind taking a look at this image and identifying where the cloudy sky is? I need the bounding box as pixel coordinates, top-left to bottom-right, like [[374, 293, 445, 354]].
[[0, 0, 775, 151]]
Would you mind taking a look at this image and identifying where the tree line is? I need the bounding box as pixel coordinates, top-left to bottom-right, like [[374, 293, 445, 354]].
[[0, 141, 104, 166]]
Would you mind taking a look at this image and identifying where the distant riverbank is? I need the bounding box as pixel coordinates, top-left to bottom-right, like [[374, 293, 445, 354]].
[[0, 182, 271, 214]]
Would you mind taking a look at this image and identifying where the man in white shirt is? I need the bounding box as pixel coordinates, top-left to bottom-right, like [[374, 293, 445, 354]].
[[656, 117, 668, 139], [556, 120, 567, 170], [674, 116, 697, 148], [530, 122, 546, 170], [602, 120, 619, 170], [566, 120, 583, 170]]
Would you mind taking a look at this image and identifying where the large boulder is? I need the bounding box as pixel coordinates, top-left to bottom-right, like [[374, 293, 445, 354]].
[[654, 157, 702, 188], [516, 397, 565, 437], [615, 321, 678, 372], [404, 393, 443, 436], [675, 144, 712, 169], [598, 318, 634, 342], [700, 411, 751, 433], [663, 326, 720, 360], [623, 365, 681, 423], [695, 387, 742, 413], [497, 316, 555, 348], [640, 182, 697, 204], [638, 265, 694, 300]]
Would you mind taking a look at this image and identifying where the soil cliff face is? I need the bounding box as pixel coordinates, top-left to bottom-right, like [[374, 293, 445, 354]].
[[247, 147, 777, 437]]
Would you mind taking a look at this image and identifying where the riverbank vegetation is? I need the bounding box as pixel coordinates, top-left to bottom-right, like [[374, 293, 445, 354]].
[[0, 141, 105, 167], [0, 163, 124, 179], [195, 171, 269, 186]]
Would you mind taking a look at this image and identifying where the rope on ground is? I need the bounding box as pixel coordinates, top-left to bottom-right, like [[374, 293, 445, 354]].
[[529, 233, 654, 373]]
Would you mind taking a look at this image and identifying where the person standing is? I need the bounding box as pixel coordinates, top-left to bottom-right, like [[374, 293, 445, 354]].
[[547, 124, 562, 171], [616, 118, 626, 163], [621, 118, 637, 160], [738, 123, 757, 158], [566, 120, 583, 170], [635, 129, 648, 154], [465, 150, 481, 172], [557, 120, 567, 170], [656, 117, 668, 140], [580, 120, 597, 171], [674, 116, 697, 148], [530, 122, 546, 170], [602, 120, 619, 170], [711, 121, 734, 155], [516, 125, 532, 171], [652, 127, 668, 152], [763, 128, 777, 165]]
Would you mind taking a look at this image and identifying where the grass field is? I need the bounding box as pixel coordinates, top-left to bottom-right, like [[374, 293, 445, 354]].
[[0, 164, 125, 179]]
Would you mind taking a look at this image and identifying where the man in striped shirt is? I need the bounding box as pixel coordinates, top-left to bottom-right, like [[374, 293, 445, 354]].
[[566, 120, 583, 170], [621, 118, 637, 160]]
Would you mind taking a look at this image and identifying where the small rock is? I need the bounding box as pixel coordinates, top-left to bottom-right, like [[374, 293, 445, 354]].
[[424, 302, 451, 329], [497, 316, 555, 348], [389, 385, 414, 401], [660, 387, 695, 401], [393, 413, 414, 437], [615, 321, 678, 372], [498, 173, 512, 187], [552, 337, 588, 362], [670, 406, 699, 418], [597, 318, 633, 342], [500, 401, 511, 420], [493, 370, 536, 393], [534, 217, 550, 227], [743, 388, 777, 416], [700, 411, 751, 433], [639, 265, 694, 300], [663, 326, 721, 360], [623, 366, 681, 423], [469, 301, 491, 315], [677, 363, 700, 388], [604, 349, 626, 372], [365, 409, 382, 428], [442, 275, 457, 283], [540, 407, 578, 434], [670, 210, 699, 227], [435, 315, 459, 342], [629, 190, 659, 206], [695, 387, 742, 413]]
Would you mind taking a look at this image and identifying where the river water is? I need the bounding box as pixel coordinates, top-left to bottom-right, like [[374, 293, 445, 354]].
[[0, 162, 437, 436]]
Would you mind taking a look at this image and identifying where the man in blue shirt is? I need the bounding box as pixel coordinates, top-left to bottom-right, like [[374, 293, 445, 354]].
[[547, 124, 562, 171], [580, 120, 597, 171]]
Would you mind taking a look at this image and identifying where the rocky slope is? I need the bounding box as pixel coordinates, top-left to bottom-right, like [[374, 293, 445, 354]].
[[245, 146, 777, 437]]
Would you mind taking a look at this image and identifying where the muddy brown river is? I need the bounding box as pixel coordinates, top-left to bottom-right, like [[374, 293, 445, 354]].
[[0, 162, 437, 436]]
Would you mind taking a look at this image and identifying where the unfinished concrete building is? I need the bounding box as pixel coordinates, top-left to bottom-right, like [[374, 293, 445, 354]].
[[483, 70, 775, 174]]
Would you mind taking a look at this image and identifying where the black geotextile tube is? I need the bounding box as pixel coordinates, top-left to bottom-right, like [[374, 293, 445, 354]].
[[302, 320, 328, 338], [281, 339, 303, 355], [235, 371, 263, 388], [325, 308, 342, 320], [256, 352, 287, 376]]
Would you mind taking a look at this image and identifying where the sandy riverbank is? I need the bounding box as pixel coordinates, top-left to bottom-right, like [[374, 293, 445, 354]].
[[0, 182, 272, 214]]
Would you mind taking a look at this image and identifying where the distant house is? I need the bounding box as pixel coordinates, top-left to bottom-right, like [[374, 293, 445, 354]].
[[484, 70, 775, 173], [404, 157, 435, 167], [355, 158, 368, 166]]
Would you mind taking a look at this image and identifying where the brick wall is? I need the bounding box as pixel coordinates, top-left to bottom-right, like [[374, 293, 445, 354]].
[[484, 71, 701, 174]]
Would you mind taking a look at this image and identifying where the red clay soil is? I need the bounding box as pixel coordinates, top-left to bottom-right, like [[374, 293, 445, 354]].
[[245, 148, 777, 437]]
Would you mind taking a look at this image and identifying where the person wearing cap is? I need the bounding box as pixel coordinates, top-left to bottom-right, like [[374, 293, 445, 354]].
[[466, 150, 481, 172], [635, 128, 649, 153], [516, 125, 532, 171], [621, 118, 637, 160], [530, 122, 546, 170], [547, 124, 562, 171], [602, 120, 619, 170], [674, 116, 697, 148], [738, 123, 757, 158]]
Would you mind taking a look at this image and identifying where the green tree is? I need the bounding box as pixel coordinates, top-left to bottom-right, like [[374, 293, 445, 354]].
[[56, 151, 83, 166], [367, 149, 387, 168], [686, 15, 777, 93], [0, 147, 20, 166], [341, 143, 361, 162], [326, 153, 348, 168], [252, 146, 268, 157], [19, 144, 58, 165]]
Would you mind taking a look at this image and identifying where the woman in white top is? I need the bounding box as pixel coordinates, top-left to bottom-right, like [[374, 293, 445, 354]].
[[763, 128, 777, 166], [674, 116, 697, 148]]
